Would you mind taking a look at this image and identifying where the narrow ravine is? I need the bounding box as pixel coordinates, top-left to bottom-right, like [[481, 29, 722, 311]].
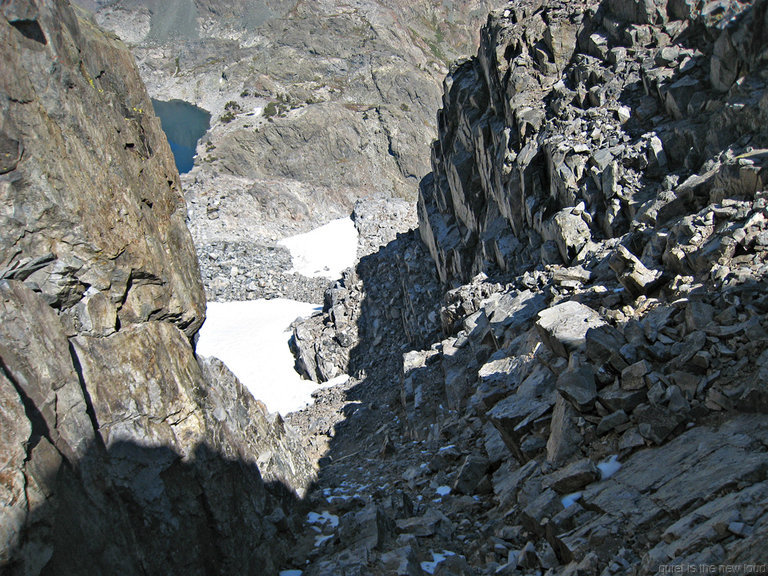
[[6, 0, 767, 574]]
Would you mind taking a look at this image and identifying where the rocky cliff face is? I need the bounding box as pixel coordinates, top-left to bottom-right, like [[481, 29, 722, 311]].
[[405, 0, 768, 570], [420, 0, 768, 285], [0, 2, 311, 573]]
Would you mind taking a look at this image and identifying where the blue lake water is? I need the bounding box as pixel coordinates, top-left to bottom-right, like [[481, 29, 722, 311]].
[[151, 98, 211, 173]]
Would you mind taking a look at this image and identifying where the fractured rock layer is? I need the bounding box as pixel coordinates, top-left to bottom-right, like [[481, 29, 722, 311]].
[[404, 0, 768, 572]]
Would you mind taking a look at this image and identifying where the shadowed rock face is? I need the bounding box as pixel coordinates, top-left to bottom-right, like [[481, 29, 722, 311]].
[[392, 0, 768, 571], [0, 1, 312, 573]]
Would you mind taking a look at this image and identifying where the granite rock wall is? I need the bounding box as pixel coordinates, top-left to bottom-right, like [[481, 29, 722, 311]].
[[0, 2, 312, 573]]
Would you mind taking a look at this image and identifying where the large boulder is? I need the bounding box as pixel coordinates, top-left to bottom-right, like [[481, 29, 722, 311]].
[[536, 301, 607, 358]]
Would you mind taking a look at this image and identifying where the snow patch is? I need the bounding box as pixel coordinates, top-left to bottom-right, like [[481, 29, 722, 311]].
[[421, 551, 456, 574], [561, 492, 583, 508], [307, 511, 339, 529], [279, 571, 303, 576], [278, 217, 358, 279], [324, 374, 350, 387], [598, 454, 622, 480], [326, 495, 351, 503], [435, 485, 451, 497], [196, 299, 322, 416]]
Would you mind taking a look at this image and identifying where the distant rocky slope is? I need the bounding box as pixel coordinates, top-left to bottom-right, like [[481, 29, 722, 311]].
[[72, 0, 505, 302], [87, 0, 498, 197], [287, 0, 768, 573], [0, 2, 311, 573]]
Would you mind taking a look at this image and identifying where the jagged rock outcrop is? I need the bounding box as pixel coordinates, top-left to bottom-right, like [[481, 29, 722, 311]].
[[404, 0, 768, 572], [2, 2, 204, 335], [420, 0, 768, 285], [0, 2, 311, 574]]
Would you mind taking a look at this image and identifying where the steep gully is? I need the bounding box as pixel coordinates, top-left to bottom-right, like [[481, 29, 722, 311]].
[[0, 2, 313, 573], [3, 0, 768, 574], [103, 0, 768, 571], [281, 0, 768, 573]]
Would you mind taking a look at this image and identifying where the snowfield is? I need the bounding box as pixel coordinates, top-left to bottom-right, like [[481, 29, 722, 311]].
[[278, 216, 358, 279], [196, 299, 323, 415], [197, 217, 358, 415]]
